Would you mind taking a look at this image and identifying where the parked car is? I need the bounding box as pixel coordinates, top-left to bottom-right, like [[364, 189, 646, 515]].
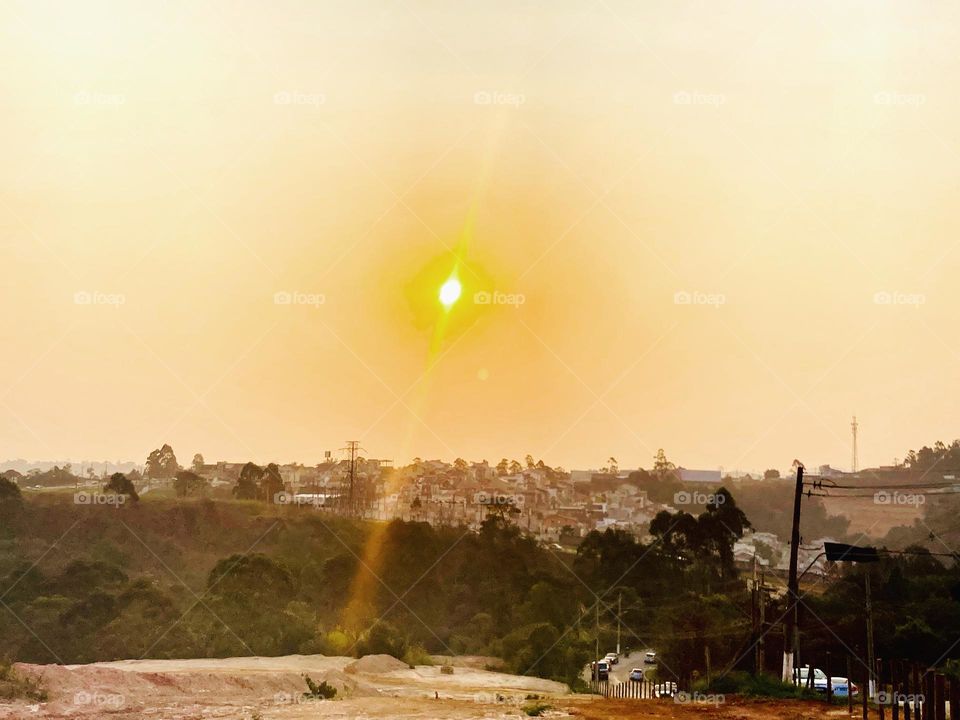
[[644, 651, 657, 664], [793, 666, 859, 696], [629, 667, 645, 682], [604, 652, 619, 665]]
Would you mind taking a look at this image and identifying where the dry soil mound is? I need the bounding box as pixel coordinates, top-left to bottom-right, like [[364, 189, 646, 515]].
[[346, 654, 411, 674]]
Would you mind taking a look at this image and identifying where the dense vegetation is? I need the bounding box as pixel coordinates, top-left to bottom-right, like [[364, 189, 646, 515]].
[[0, 489, 752, 687], [2, 483, 959, 691]]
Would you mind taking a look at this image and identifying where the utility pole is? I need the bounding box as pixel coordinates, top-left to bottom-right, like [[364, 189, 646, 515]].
[[340, 441, 364, 515], [595, 601, 600, 681], [759, 567, 767, 674], [866, 571, 876, 699], [782, 462, 804, 683], [617, 593, 622, 656], [851, 415, 859, 473]]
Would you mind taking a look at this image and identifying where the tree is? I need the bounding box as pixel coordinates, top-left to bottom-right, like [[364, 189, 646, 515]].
[[144, 444, 179, 479], [508, 460, 522, 475], [652, 449, 675, 479], [103, 473, 138, 502], [192, 454, 205, 473], [260, 463, 284, 502], [453, 458, 468, 472], [525, 454, 535, 469], [174, 470, 209, 498], [763, 468, 780, 480], [232, 462, 262, 500], [356, 620, 408, 659], [496, 459, 509, 476], [0, 477, 21, 503], [0, 477, 22, 524], [697, 488, 750, 579], [207, 553, 295, 609]]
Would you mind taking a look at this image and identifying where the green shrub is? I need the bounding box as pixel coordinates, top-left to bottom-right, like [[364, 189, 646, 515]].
[[522, 699, 551, 716], [302, 675, 337, 700], [401, 644, 434, 667], [0, 663, 47, 702]]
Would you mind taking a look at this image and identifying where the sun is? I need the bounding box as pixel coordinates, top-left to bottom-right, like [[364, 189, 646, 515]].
[[438, 277, 462, 308]]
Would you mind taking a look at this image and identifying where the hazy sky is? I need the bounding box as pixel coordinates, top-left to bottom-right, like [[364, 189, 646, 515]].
[[2, 1, 959, 473]]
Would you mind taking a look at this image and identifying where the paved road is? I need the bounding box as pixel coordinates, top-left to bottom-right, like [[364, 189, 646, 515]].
[[583, 649, 657, 684]]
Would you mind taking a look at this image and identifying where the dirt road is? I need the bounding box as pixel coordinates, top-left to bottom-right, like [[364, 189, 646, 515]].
[[1, 654, 878, 720]]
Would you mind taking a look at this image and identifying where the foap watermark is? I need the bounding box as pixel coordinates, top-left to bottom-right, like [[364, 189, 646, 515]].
[[74, 691, 125, 708], [74, 492, 126, 507], [878, 691, 925, 706], [674, 490, 725, 507], [673, 90, 726, 107], [675, 691, 725, 707], [73, 91, 126, 107], [273, 90, 326, 107], [473, 290, 525, 307], [473, 90, 525, 108], [273, 690, 305, 706], [874, 91, 926, 107], [473, 691, 505, 704], [274, 290, 326, 308], [874, 490, 925, 508], [74, 290, 126, 308], [873, 291, 925, 308], [475, 491, 524, 508], [674, 290, 726, 308]]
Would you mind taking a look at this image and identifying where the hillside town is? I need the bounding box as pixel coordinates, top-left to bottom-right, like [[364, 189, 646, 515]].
[[8, 444, 943, 580]]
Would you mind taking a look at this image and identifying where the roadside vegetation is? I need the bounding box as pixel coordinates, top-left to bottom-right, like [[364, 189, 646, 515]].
[[2, 478, 960, 692], [0, 661, 47, 702]]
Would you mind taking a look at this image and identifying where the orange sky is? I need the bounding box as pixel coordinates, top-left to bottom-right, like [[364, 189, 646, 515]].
[[2, 1, 959, 473]]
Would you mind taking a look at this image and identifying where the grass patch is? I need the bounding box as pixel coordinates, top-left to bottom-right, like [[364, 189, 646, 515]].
[[0, 663, 47, 702], [702, 671, 819, 699], [522, 699, 551, 716]]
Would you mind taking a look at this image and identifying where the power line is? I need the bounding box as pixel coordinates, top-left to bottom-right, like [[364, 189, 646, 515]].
[[808, 481, 959, 490], [807, 489, 960, 498]]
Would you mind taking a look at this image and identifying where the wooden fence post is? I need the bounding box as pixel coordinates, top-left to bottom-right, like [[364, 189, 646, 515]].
[[892, 660, 900, 720], [949, 676, 959, 720], [827, 652, 834, 704], [849, 656, 855, 715], [878, 659, 885, 720], [936, 674, 946, 720], [910, 663, 923, 720]]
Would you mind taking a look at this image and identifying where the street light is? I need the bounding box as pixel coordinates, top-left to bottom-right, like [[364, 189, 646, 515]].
[[824, 542, 880, 700]]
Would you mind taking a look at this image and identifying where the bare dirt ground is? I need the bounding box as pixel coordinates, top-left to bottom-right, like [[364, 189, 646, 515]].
[[1, 655, 876, 720], [560, 696, 875, 720], [1, 653, 567, 719]]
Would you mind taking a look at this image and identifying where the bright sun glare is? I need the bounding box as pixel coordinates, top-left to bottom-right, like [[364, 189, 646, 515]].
[[438, 277, 462, 308]]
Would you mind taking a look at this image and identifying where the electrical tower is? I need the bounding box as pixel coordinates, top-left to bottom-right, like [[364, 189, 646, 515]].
[[851, 415, 859, 473], [340, 440, 366, 514]]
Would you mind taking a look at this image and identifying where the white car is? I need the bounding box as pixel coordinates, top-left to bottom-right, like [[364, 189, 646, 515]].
[[604, 652, 619, 665], [793, 666, 858, 697], [644, 651, 657, 664], [590, 660, 610, 680]]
